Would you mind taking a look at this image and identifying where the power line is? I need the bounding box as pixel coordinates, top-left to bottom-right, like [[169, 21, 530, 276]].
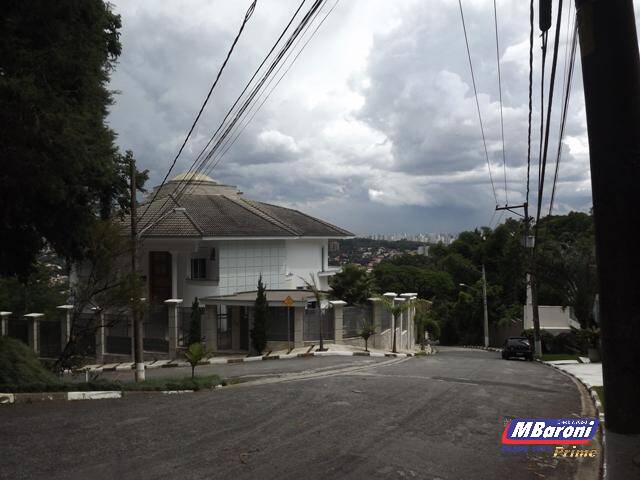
[[140, 0, 311, 229], [492, 0, 508, 204], [549, 12, 578, 215], [199, 0, 340, 184], [171, 0, 325, 203], [138, 0, 257, 224], [174, 0, 326, 202], [525, 0, 534, 208], [457, 0, 499, 207], [535, 0, 564, 232]]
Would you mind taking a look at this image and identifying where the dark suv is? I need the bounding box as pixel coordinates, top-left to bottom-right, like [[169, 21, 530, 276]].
[[502, 337, 533, 361]]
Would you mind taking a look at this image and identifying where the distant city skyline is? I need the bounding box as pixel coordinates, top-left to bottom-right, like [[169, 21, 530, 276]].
[[361, 232, 457, 244]]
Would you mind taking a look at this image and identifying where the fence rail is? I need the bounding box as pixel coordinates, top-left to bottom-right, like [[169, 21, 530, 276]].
[[342, 305, 373, 338], [303, 308, 334, 341]]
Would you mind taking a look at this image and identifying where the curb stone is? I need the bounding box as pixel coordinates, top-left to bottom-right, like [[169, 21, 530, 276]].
[[540, 360, 606, 480], [0, 388, 220, 405], [74, 347, 436, 373], [459, 345, 502, 353]]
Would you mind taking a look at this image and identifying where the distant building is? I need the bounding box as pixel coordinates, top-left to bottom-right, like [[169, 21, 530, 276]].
[[523, 275, 580, 334]]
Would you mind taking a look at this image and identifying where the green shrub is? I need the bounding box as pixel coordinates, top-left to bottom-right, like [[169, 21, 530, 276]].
[[0, 336, 58, 386], [521, 329, 555, 353]]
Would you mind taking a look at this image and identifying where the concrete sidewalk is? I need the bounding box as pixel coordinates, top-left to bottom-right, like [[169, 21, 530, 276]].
[[77, 343, 434, 373], [544, 360, 603, 388]]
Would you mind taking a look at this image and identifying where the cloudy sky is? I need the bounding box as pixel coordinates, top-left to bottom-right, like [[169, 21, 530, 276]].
[[107, 0, 609, 235]]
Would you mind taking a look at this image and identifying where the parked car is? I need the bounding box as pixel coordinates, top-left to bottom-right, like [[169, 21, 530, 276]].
[[502, 337, 533, 361]]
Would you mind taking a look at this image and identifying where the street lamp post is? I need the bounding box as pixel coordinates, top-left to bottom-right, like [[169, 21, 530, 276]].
[[460, 264, 489, 348]]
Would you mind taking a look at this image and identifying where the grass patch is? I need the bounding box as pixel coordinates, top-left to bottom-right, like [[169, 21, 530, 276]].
[[0, 337, 59, 386], [592, 386, 605, 409], [541, 354, 582, 362], [0, 375, 224, 393]]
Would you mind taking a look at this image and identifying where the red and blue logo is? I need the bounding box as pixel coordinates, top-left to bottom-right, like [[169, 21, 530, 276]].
[[502, 418, 599, 445]]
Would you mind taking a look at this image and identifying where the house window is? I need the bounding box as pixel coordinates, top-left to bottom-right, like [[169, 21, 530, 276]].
[[191, 258, 207, 280]]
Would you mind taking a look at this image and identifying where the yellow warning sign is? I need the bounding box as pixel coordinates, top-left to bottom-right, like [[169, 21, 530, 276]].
[[283, 295, 294, 307]]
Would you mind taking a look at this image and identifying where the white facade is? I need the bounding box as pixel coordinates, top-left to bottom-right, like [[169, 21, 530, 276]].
[[140, 237, 332, 307]]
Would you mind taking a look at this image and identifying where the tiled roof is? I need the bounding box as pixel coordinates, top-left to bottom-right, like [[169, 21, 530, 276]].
[[131, 192, 353, 239]]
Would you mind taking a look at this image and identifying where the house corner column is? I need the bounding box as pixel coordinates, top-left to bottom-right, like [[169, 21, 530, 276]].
[[0, 311, 11, 336], [171, 251, 179, 299], [383, 292, 397, 352], [93, 308, 105, 363], [330, 300, 347, 343], [164, 299, 183, 358], [204, 304, 218, 352], [294, 306, 305, 348]]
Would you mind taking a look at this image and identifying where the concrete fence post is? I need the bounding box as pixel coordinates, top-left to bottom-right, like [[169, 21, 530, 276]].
[[0, 311, 11, 336], [24, 313, 43, 355], [330, 300, 347, 343], [294, 306, 305, 348], [203, 304, 218, 352], [164, 299, 183, 358], [401, 293, 417, 350], [395, 297, 406, 351], [367, 298, 382, 349], [383, 292, 397, 352], [56, 305, 73, 351], [93, 308, 105, 364]]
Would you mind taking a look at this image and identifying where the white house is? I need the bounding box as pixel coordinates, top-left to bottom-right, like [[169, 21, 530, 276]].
[[127, 172, 354, 356], [523, 274, 581, 334]]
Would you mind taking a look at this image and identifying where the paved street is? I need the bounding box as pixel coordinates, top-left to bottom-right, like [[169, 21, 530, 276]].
[[1, 348, 600, 480]]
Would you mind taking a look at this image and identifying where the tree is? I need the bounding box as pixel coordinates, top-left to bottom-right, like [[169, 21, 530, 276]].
[[56, 220, 139, 371], [187, 298, 202, 346], [377, 295, 412, 353], [329, 264, 374, 305], [301, 273, 328, 351], [0, 1, 147, 277], [250, 276, 268, 355], [184, 342, 209, 379], [359, 321, 376, 352]]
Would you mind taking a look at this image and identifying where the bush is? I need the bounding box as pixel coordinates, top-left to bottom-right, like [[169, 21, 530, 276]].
[[521, 329, 555, 353], [549, 330, 581, 354], [0, 336, 58, 386]]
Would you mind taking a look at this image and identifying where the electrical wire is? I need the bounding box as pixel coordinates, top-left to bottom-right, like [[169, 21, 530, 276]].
[[493, 0, 508, 205], [171, 0, 325, 203], [534, 0, 564, 239], [525, 0, 534, 209], [199, 0, 340, 184], [140, 0, 311, 229], [549, 13, 577, 215], [458, 0, 499, 207], [138, 0, 257, 225]]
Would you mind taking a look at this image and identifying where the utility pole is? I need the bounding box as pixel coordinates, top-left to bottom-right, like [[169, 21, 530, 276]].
[[495, 202, 542, 357], [574, 0, 640, 476], [130, 159, 145, 382], [481, 264, 489, 348]]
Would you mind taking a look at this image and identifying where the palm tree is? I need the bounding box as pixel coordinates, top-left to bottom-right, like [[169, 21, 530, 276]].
[[300, 273, 328, 351], [378, 295, 413, 353]]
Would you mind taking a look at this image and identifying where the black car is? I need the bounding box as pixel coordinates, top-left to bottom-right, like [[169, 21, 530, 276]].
[[502, 337, 533, 360]]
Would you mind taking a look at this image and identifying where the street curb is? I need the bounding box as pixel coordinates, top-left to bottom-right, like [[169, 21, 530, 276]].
[[540, 360, 606, 480], [0, 387, 223, 405], [459, 345, 502, 353], [75, 347, 436, 373], [541, 361, 605, 423]]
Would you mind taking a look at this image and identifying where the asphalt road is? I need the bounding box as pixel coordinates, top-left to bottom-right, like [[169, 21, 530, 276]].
[[1, 348, 600, 480]]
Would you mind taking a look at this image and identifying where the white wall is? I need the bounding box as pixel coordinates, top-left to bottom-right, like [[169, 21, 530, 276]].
[[140, 238, 329, 306], [523, 304, 577, 332], [284, 239, 328, 290]]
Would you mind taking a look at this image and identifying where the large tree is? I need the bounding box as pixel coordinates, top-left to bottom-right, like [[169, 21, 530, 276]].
[[0, 1, 139, 277]]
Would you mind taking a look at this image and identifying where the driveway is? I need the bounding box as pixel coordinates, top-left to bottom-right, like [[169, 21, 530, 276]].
[[0, 347, 600, 480]]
